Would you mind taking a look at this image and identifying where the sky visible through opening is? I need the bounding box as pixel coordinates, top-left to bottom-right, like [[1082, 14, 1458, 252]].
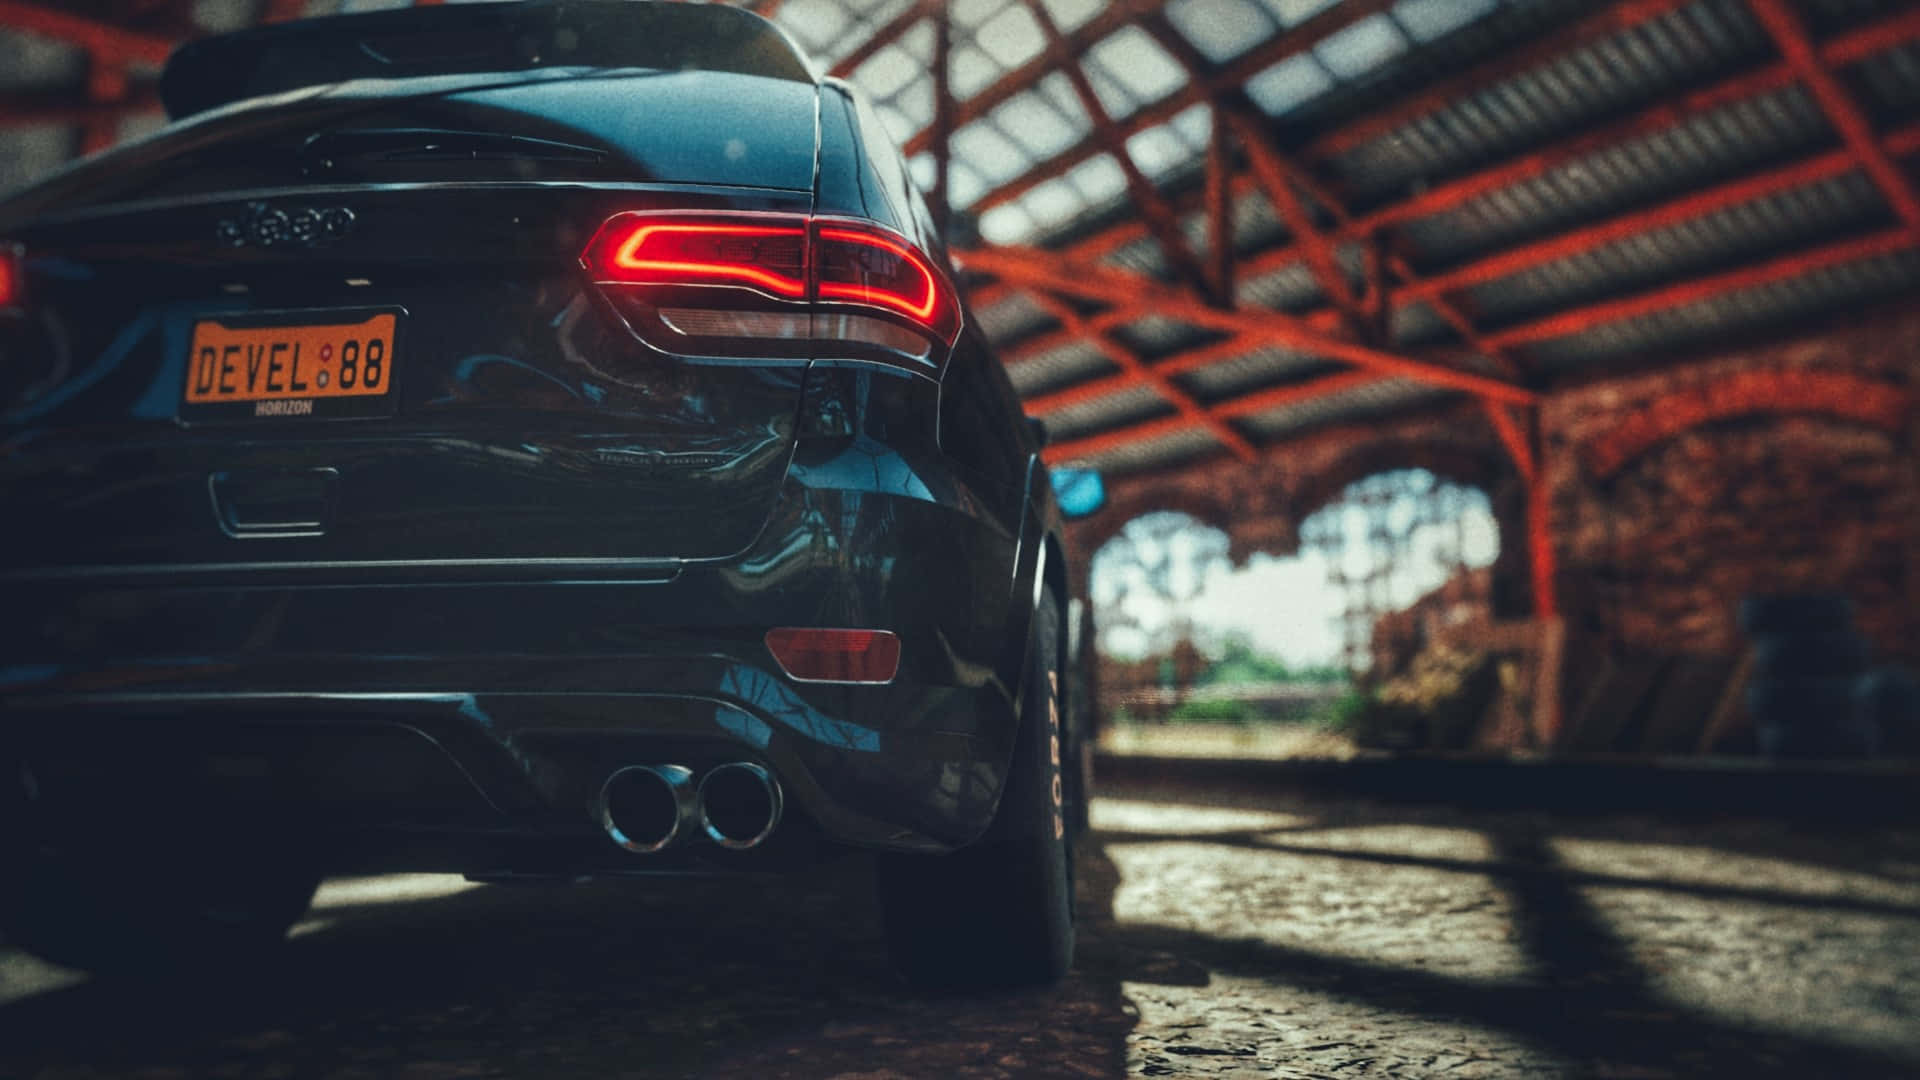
[[1091, 469, 1499, 667]]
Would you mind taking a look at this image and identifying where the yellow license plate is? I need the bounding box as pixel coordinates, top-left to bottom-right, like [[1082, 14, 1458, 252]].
[[184, 312, 397, 416]]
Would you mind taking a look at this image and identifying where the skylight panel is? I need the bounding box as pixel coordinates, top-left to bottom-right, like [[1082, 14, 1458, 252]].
[[1169, 102, 1211, 149], [948, 161, 989, 208], [873, 103, 915, 145], [1081, 60, 1140, 121], [854, 44, 924, 100], [1126, 122, 1196, 179], [950, 44, 1004, 99], [1314, 13, 1411, 80], [1245, 53, 1334, 115], [1393, 0, 1500, 43], [1088, 26, 1188, 105], [975, 4, 1047, 68], [887, 76, 935, 129], [952, 120, 1032, 183], [908, 152, 936, 193], [776, 0, 851, 48], [1166, 0, 1276, 65], [1022, 179, 1090, 230], [1257, 0, 1341, 29], [951, 0, 1017, 29], [1037, 0, 1104, 35], [993, 92, 1085, 157], [979, 203, 1039, 245], [1067, 155, 1129, 204]]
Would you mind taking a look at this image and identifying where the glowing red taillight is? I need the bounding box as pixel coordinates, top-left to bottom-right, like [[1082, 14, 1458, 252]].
[[816, 224, 959, 343], [0, 244, 22, 315], [764, 628, 902, 684], [589, 217, 809, 299], [580, 212, 959, 348]]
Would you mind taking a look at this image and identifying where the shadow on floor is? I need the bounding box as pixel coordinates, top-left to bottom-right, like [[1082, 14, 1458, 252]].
[[0, 846, 1138, 1079]]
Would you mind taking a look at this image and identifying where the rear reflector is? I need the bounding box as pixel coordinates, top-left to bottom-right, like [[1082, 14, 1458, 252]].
[[764, 628, 902, 684], [0, 245, 21, 314]]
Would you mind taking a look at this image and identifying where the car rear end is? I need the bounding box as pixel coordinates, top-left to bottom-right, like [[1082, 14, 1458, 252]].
[[0, 1, 1039, 884]]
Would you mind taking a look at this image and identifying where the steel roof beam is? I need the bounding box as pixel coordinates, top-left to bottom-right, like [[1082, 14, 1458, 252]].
[[963, 0, 1399, 215], [1354, 4, 1920, 235], [829, 0, 934, 80], [1405, 122, 1920, 305], [1018, 0, 1219, 303], [1482, 226, 1919, 351], [900, 0, 1173, 158], [960, 245, 1537, 405], [1022, 289, 1258, 462], [1304, 0, 1696, 164], [1040, 370, 1382, 464], [973, 3, 1920, 281], [1746, 0, 1920, 231]]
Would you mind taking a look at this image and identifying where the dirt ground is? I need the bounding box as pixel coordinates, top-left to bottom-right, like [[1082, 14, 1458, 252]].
[[2, 770, 1916, 1078]]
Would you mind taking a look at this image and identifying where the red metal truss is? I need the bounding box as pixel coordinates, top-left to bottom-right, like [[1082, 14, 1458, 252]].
[[828, 0, 934, 80], [1302, 0, 1697, 164], [963, 0, 1400, 215], [900, 0, 1175, 158], [961, 245, 1537, 405], [1746, 0, 1920, 231], [1019, 0, 1218, 302], [1224, 107, 1363, 321], [1354, 4, 1920, 235], [1040, 370, 1381, 465], [973, 1, 1920, 277], [1021, 289, 1258, 462]]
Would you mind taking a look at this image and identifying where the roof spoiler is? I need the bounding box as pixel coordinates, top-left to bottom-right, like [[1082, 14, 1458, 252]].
[[159, 0, 813, 121]]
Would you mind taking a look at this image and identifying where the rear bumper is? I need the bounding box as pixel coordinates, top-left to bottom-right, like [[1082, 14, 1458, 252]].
[[0, 482, 1028, 872]]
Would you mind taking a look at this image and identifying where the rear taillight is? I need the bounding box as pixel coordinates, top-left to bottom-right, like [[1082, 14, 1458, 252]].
[[764, 627, 902, 684], [581, 212, 960, 367], [0, 244, 23, 316], [585, 216, 808, 299]]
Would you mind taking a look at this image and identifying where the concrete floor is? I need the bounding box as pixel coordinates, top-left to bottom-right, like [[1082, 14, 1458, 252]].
[[2, 774, 1917, 1078]]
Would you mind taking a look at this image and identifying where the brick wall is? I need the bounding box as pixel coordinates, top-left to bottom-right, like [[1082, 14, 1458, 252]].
[[1542, 304, 1919, 663]]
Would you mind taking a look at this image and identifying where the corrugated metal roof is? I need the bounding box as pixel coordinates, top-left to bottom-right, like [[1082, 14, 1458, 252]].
[[1237, 378, 1456, 441], [1175, 346, 1330, 401], [1526, 246, 1920, 370], [1043, 385, 1173, 440], [1076, 425, 1224, 475], [1004, 338, 1113, 396], [1401, 83, 1833, 265], [1467, 169, 1888, 323]]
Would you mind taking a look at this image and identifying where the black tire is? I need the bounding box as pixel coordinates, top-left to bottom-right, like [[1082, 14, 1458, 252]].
[[1, 846, 320, 976], [877, 589, 1074, 990]]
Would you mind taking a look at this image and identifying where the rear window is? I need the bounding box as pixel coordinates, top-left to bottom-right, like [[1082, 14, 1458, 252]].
[[161, 0, 813, 119], [0, 69, 820, 222]]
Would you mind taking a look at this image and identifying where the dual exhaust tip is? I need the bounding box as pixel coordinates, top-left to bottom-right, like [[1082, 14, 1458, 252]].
[[596, 762, 783, 854]]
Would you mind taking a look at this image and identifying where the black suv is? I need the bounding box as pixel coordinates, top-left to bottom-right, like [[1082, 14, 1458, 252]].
[[0, 0, 1083, 989]]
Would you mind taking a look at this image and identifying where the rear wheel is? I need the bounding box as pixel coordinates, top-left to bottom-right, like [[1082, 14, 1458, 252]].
[[877, 589, 1074, 990]]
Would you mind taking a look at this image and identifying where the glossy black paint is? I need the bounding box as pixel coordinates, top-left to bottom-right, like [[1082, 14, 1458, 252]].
[[0, 2, 1073, 877]]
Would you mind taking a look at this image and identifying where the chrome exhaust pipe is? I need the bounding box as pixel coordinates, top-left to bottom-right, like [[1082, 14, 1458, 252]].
[[597, 764, 695, 854], [697, 762, 783, 850]]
